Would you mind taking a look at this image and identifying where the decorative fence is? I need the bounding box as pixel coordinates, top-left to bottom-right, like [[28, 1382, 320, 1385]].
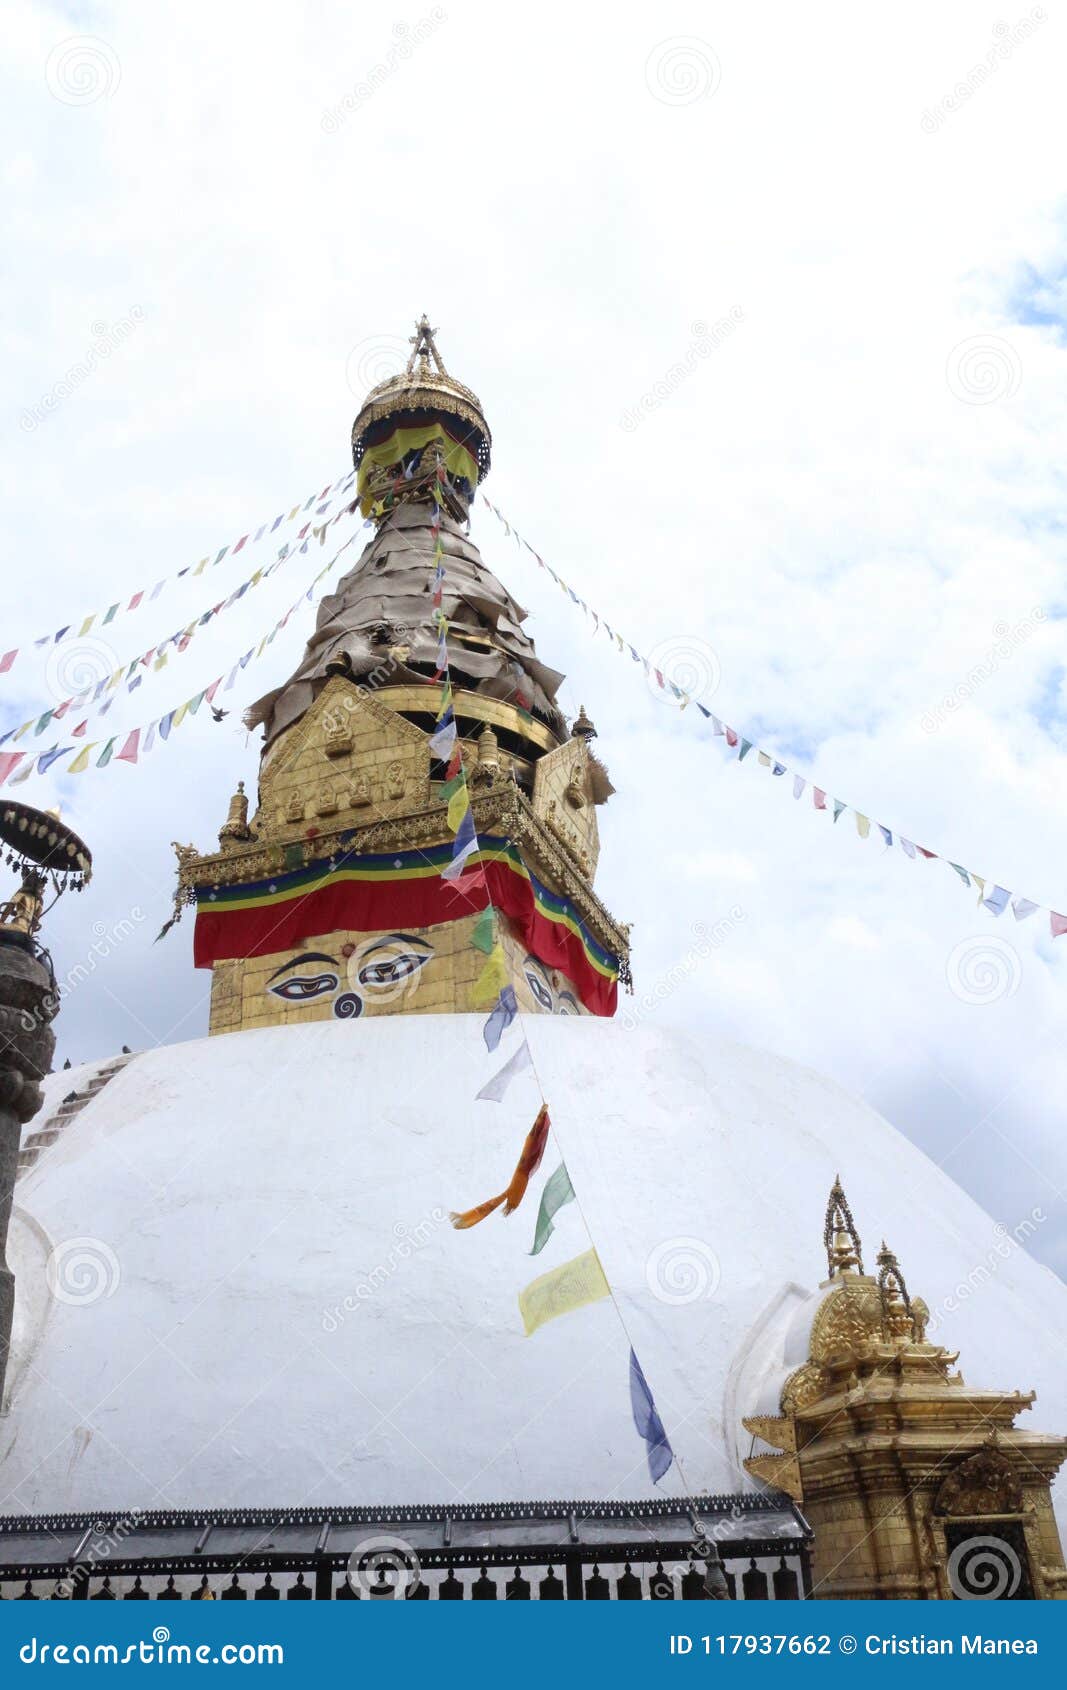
[[0, 1497, 812, 1601]]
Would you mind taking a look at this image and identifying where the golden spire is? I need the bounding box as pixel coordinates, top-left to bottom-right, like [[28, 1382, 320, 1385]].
[[218, 779, 252, 850], [823, 1175, 863, 1276], [877, 1239, 917, 1341]]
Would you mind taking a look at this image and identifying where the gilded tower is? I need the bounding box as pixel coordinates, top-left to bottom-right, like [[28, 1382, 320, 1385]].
[[174, 320, 629, 1032], [744, 1180, 1067, 1599]]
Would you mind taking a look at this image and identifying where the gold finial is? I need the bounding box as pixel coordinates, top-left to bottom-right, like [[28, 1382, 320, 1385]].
[[571, 705, 597, 741], [877, 1239, 917, 1341], [218, 780, 251, 850], [407, 314, 447, 378], [470, 724, 500, 789], [823, 1175, 863, 1276]]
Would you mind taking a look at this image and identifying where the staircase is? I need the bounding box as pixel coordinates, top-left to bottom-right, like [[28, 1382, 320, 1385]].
[[16, 1054, 133, 1180]]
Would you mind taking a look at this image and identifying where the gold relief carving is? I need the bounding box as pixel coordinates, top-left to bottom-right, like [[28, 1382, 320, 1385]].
[[809, 1278, 883, 1367], [285, 792, 304, 824], [935, 1448, 1024, 1518], [350, 771, 372, 807], [324, 714, 352, 758], [317, 781, 338, 817], [781, 1361, 827, 1415], [386, 760, 405, 800]]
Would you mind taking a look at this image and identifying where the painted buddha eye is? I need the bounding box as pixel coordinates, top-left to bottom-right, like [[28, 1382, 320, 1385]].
[[525, 970, 553, 1011], [268, 971, 339, 1003], [557, 992, 579, 1016], [358, 952, 431, 988]]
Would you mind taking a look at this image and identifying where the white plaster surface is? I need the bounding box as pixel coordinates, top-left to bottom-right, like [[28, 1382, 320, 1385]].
[[2, 1017, 1064, 1523]]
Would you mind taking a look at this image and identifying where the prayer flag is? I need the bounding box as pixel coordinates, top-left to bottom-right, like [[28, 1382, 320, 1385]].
[[982, 884, 1010, 916], [471, 943, 509, 1008], [518, 1248, 610, 1337], [482, 984, 518, 1052], [471, 906, 496, 954], [629, 1349, 674, 1483], [1012, 897, 1038, 921], [1051, 912, 1067, 938], [67, 743, 96, 775], [116, 729, 140, 764], [0, 752, 23, 785], [477, 1039, 533, 1103], [451, 1104, 551, 1229], [530, 1161, 576, 1255]]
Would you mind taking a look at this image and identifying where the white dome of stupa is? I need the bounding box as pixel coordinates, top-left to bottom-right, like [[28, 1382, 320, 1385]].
[[5, 1014, 1065, 1533]]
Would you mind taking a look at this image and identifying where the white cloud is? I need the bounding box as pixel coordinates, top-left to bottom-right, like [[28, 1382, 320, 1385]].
[[2, 0, 1065, 1294]]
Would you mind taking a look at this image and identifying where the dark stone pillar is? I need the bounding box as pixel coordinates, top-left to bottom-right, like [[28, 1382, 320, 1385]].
[[0, 933, 57, 1405]]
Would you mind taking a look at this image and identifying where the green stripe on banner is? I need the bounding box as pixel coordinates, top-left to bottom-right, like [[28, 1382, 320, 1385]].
[[530, 1162, 576, 1255]]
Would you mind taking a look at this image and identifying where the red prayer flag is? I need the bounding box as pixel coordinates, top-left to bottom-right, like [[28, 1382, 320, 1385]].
[[128, 591, 143, 610], [116, 728, 140, 765], [72, 720, 88, 737], [0, 650, 16, 674], [0, 752, 24, 785], [1052, 912, 1067, 938], [233, 534, 249, 553], [813, 787, 827, 810]]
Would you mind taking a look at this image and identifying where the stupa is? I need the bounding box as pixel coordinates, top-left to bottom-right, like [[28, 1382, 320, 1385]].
[[0, 323, 1064, 1602]]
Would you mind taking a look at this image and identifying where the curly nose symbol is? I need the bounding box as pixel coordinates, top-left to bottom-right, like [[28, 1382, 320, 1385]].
[[333, 992, 363, 1019]]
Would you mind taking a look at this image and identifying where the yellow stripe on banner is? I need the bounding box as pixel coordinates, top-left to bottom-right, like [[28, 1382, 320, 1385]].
[[518, 1248, 611, 1336]]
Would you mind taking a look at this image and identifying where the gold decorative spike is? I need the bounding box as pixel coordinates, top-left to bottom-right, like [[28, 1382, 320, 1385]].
[[877, 1239, 917, 1342], [407, 314, 448, 378], [571, 705, 597, 741], [218, 780, 252, 850], [743, 1451, 804, 1502], [742, 1414, 797, 1455], [823, 1175, 863, 1276]]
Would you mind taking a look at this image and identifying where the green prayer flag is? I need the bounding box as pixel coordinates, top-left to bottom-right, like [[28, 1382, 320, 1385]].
[[948, 862, 971, 886], [530, 1162, 576, 1256], [471, 906, 496, 954], [96, 737, 116, 767], [103, 604, 119, 625]]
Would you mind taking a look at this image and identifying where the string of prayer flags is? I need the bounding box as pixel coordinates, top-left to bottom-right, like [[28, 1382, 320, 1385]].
[[629, 1348, 674, 1483], [529, 1161, 576, 1255], [477, 493, 1067, 945], [476, 1038, 533, 1103], [0, 533, 359, 787], [483, 984, 518, 1053], [450, 1104, 551, 1230], [0, 468, 357, 678], [518, 1247, 611, 1337]]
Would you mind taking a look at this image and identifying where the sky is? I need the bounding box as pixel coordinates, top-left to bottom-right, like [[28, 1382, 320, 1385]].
[[3, 0, 1067, 1298]]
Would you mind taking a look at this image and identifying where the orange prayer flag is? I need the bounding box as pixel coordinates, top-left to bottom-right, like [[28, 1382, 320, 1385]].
[[451, 1105, 551, 1230]]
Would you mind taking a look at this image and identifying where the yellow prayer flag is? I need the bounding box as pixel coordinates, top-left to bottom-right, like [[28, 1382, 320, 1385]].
[[519, 1248, 611, 1337], [13, 720, 32, 741], [973, 875, 986, 905], [78, 615, 95, 638], [194, 558, 208, 576], [67, 742, 98, 774], [471, 943, 508, 1008], [173, 701, 189, 729], [758, 751, 771, 768], [288, 504, 300, 520], [856, 813, 870, 839], [249, 570, 263, 587], [154, 652, 169, 671], [447, 783, 470, 834]]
